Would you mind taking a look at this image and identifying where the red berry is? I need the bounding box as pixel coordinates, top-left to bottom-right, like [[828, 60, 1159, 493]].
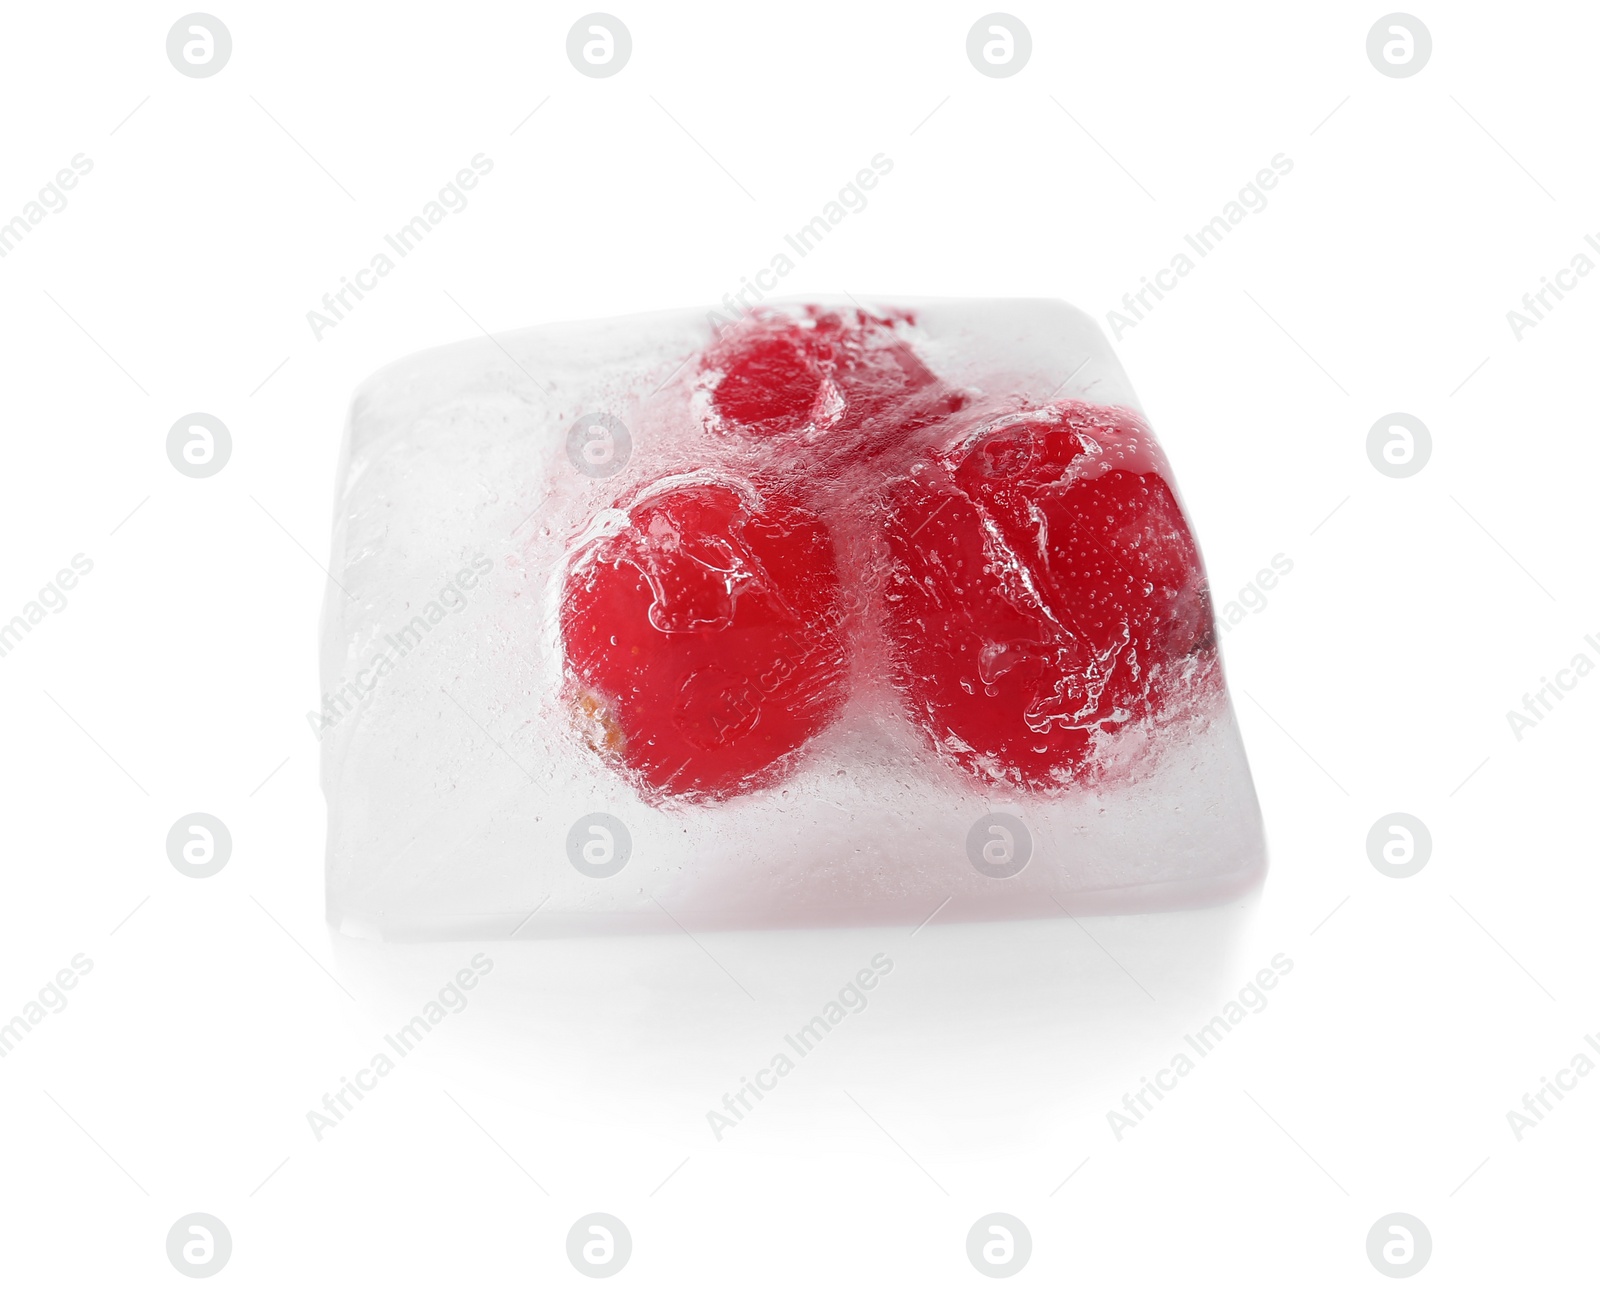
[[700, 309, 961, 465], [702, 320, 831, 440], [560, 476, 849, 800], [882, 403, 1216, 790]]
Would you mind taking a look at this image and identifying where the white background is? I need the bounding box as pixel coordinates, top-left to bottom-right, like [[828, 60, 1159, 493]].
[[1, 0, 1595, 1287]]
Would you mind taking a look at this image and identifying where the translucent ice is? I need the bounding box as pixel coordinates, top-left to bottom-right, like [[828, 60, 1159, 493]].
[[320, 299, 1265, 938]]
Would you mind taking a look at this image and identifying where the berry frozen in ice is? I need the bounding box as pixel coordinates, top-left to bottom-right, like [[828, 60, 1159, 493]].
[[326, 300, 1270, 937], [699, 308, 963, 466], [882, 402, 1217, 790], [560, 475, 849, 800]]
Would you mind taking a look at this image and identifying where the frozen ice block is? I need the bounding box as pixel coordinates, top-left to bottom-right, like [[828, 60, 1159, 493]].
[[320, 299, 1265, 938]]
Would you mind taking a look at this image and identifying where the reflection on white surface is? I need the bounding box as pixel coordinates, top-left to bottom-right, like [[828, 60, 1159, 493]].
[[328, 896, 1260, 1164]]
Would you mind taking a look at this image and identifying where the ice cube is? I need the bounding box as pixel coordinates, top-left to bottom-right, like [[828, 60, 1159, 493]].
[[320, 299, 1265, 938]]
